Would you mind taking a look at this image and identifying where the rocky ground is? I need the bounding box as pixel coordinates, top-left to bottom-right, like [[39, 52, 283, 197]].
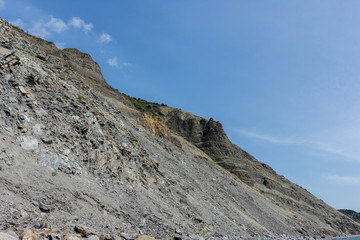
[[1, 16, 360, 240]]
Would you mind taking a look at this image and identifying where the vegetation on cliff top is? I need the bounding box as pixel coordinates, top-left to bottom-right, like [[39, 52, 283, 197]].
[[339, 209, 360, 223], [120, 93, 167, 115]]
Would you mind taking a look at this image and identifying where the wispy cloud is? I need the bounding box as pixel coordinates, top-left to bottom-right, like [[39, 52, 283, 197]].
[[99, 33, 112, 43], [123, 62, 132, 67], [233, 128, 360, 162], [9, 12, 129, 73], [29, 21, 51, 38], [107, 57, 132, 70], [46, 17, 68, 33], [107, 57, 118, 67], [9, 18, 26, 29], [324, 174, 360, 184], [69, 17, 93, 33], [235, 129, 300, 145], [11, 16, 94, 39], [55, 42, 65, 49], [0, 0, 5, 8]]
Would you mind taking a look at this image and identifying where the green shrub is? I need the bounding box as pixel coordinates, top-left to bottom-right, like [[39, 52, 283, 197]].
[[0, 166, 3, 171], [52, 171, 57, 176], [121, 93, 164, 115], [11, 25, 23, 31]]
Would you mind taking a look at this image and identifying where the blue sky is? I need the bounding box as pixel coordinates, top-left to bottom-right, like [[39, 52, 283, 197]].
[[1, 0, 360, 211]]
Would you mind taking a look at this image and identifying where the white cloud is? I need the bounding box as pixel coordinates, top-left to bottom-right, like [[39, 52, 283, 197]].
[[0, 0, 4, 8], [234, 129, 299, 145], [324, 174, 360, 184], [69, 17, 82, 28], [83, 23, 93, 32], [233, 128, 360, 162], [123, 62, 132, 67], [10, 16, 95, 41], [99, 33, 112, 43], [55, 42, 65, 49], [29, 21, 51, 38], [9, 18, 26, 29], [46, 17, 68, 33], [69, 17, 93, 33], [106, 57, 132, 70], [107, 57, 118, 67]]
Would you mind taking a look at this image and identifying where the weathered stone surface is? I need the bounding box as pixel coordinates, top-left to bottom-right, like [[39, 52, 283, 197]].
[[0, 232, 18, 240], [87, 235, 100, 240], [75, 224, 95, 237], [22, 230, 40, 240], [48, 233, 62, 240], [18, 86, 27, 96], [39, 151, 60, 172], [41, 138, 53, 144], [38, 202, 51, 212], [19, 136, 38, 150], [64, 235, 82, 240], [32, 124, 44, 136], [138, 235, 155, 240]]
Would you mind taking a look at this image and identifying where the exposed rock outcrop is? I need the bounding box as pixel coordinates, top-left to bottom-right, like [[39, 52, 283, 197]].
[[163, 108, 357, 236]]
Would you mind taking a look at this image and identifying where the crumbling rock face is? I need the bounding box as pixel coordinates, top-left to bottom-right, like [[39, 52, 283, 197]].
[[162, 107, 360, 236], [164, 109, 260, 182], [140, 114, 172, 141], [0, 16, 360, 240]]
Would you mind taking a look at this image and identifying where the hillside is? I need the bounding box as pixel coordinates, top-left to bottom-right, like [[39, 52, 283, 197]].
[[339, 210, 360, 224], [0, 17, 359, 239]]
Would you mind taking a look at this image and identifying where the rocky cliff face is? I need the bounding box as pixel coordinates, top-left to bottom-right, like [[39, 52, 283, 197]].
[[0, 17, 359, 240], [162, 108, 357, 235]]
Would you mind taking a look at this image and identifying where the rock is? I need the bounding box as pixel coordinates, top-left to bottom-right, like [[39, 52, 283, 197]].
[[62, 227, 70, 235], [64, 149, 71, 156], [69, 215, 79, 221], [99, 234, 120, 240], [19, 136, 38, 150], [18, 86, 27, 96], [173, 235, 182, 240], [48, 233, 62, 240], [10, 207, 21, 218], [18, 124, 27, 133], [22, 230, 40, 240], [87, 235, 100, 240], [5, 153, 14, 166], [175, 229, 183, 235], [41, 138, 53, 144], [75, 224, 95, 237], [195, 217, 203, 222], [39, 202, 51, 212], [0, 232, 18, 240], [39, 151, 60, 172], [64, 235, 82, 240], [120, 233, 130, 239], [138, 235, 155, 240], [32, 124, 44, 135]]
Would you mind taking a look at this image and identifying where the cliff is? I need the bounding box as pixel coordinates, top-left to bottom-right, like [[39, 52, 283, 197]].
[[0, 17, 359, 239]]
